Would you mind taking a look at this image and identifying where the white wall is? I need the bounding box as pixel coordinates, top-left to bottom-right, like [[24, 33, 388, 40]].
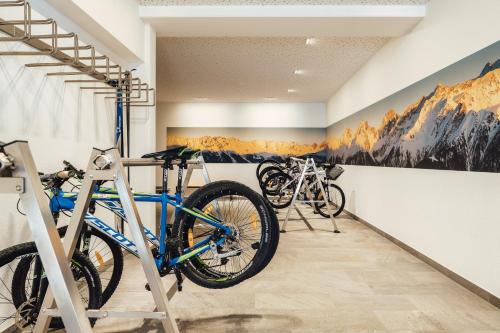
[[157, 102, 326, 191], [0, 28, 114, 250], [0, 5, 156, 329], [128, 23, 157, 233], [327, 0, 500, 298], [32, 0, 145, 65]]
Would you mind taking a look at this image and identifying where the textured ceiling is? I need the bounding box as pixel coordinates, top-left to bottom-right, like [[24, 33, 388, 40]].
[[156, 37, 388, 102], [140, 0, 428, 5]]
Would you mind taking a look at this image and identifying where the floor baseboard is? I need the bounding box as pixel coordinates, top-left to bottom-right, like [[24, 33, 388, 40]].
[[343, 209, 500, 309]]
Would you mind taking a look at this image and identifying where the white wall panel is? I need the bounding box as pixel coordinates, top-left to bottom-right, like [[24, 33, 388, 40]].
[[326, 0, 500, 297]]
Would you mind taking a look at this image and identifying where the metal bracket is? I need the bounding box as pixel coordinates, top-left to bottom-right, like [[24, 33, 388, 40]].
[[0, 176, 24, 193]]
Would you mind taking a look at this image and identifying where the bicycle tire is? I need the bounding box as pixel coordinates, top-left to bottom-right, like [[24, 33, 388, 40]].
[[257, 165, 284, 189], [2, 242, 102, 329], [262, 172, 295, 209], [255, 159, 281, 180], [255, 198, 280, 273], [172, 180, 274, 289], [58, 225, 123, 305], [314, 182, 345, 217]]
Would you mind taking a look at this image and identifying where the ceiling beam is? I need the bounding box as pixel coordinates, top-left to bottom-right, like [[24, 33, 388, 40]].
[[140, 4, 426, 37]]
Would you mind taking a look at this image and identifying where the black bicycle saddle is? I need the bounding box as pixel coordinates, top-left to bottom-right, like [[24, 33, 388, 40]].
[[179, 148, 201, 160], [141, 145, 188, 160]]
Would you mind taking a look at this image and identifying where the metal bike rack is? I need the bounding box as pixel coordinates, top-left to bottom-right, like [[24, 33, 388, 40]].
[[0, 0, 156, 104], [281, 157, 340, 233], [1, 0, 157, 173], [0, 141, 94, 332], [33, 147, 179, 333], [179, 155, 212, 196]]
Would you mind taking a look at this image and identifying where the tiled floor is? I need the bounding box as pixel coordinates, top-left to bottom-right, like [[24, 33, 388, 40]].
[[93, 207, 500, 333]]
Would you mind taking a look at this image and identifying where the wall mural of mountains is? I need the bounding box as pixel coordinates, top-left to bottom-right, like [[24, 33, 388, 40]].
[[326, 41, 500, 173], [166, 127, 326, 163]]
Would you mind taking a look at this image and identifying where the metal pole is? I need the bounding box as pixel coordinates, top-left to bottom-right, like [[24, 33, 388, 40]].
[[281, 158, 308, 233], [33, 148, 101, 333], [110, 148, 179, 333]]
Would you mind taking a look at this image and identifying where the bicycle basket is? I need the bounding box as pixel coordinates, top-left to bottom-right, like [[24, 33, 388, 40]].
[[326, 165, 344, 180]]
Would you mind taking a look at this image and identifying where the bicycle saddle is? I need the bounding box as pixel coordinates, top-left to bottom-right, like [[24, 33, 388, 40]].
[[179, 148, 201, 160], [141, 145, 188, 160]]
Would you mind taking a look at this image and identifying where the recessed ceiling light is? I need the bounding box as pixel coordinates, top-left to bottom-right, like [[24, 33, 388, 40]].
[[294, 69, 305, 75], [306, 38, 318, 45], [264, 97, 278, 101], [194, 97, 208, 101], [287, 89, 297, 93]]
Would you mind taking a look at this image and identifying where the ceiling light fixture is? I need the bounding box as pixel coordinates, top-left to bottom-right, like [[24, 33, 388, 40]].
[[194, 97, 208, 101], [287, 89, 297, 93], [264, 97, 278, 101], [294, 69, 305, 75], [306, 38, 318, 45]]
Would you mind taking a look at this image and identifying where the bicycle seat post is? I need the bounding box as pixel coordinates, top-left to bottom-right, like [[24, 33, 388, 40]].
[[176, 158, 187, 197], [161, 159, 173, 194]]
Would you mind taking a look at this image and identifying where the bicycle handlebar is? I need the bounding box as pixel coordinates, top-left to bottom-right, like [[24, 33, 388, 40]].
[[40, 170, 75, 183], [63, 160, 85, 179]]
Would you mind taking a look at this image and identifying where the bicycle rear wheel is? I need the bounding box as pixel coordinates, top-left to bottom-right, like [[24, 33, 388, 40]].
[[172, 181, 275, 289]]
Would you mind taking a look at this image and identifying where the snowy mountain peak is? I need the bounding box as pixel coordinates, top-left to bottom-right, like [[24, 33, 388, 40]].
[[381, 109, 399, 128], [328, 60, 500, 172], [354, 120, 379, 151]]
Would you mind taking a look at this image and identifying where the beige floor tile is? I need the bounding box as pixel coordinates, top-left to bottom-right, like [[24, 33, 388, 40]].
[[90, 207, 499, 333]]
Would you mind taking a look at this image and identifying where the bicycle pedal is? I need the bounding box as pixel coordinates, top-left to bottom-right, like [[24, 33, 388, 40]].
[[144, 283, 150, 291]]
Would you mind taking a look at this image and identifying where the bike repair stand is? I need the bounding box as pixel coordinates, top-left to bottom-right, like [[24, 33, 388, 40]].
[[0, 141, 94, 332], [281, 157, 340, 234], [33, 147, 179, 333]]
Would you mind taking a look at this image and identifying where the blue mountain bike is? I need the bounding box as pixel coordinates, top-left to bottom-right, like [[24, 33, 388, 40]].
[[0, 145, 279, 330]]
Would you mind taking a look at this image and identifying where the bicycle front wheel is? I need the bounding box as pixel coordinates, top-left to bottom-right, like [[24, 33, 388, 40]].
[[0, 242, 102, 330], [172, 181, 275, 289], [58, 225, 123, 306], [262, 171, 295, 209], [314, 182, 345, 217]]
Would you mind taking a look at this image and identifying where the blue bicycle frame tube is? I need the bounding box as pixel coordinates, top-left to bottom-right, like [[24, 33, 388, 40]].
[[48, 187, 232, 270]]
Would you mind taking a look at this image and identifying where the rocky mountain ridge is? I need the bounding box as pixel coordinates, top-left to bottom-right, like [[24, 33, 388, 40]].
[[327, 61, 500, 172]]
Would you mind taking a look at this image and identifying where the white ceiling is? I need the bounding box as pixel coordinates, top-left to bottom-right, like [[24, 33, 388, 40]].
[[149, 0, 427, 103], [140, 0, 428, 5], [157, 37, 388, 102]]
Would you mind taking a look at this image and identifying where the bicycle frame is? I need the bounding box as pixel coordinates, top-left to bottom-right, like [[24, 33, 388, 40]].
[[48, 187, 232, 271]]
